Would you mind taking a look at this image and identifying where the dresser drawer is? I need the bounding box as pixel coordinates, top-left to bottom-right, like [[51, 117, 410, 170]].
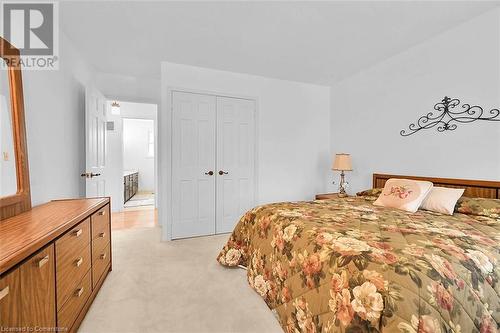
[[91, 205, 110, 240], [56, 244, 91, 310], [56, 218, 91, 255], [57, 271, 91, 331], [92, 228, 110, 262], [0, 267, 21, 328], [92, 243, 110, 288], [20, 244, 56, 328]]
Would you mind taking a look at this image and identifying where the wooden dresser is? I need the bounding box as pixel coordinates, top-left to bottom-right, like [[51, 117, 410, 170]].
[[0, 198, 111, 332]]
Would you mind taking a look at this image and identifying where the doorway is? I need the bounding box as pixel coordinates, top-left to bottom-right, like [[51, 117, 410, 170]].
[[103, 100, 158, 230], [122, 118, 155, 210]]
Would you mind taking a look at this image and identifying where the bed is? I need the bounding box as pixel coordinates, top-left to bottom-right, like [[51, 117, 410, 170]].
[[217, 173, 500, 333]]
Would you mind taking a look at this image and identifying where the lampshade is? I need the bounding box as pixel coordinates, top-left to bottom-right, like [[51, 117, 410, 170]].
[[332, 153, 352, 171]]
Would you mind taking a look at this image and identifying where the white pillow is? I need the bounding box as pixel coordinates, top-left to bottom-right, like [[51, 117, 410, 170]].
[[373, 178, 433, 213], [420, 187, 465, 215]]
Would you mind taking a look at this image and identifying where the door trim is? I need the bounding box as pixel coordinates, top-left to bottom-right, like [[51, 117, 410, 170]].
[[161, 87, 259, 241]]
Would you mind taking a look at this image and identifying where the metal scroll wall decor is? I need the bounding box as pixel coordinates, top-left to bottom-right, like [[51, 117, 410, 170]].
[[400, 96, 500, 136]]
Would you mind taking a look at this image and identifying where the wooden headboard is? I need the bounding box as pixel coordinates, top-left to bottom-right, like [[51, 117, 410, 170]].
[[373, 173, 500, 199]]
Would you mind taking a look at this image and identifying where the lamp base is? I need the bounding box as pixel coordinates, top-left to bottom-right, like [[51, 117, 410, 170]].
[[338, 171, 348, 197]]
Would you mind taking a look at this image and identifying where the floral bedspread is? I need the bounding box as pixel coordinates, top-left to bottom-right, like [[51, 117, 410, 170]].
[[217, 196, 500, 333]]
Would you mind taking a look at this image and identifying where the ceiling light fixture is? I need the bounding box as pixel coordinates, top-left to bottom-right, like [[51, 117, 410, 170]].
[[111, 101, 121, 115]]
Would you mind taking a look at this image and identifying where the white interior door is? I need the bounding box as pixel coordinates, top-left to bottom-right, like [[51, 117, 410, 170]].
[[216, 97, 255, 233], [84, 87, 107, 197], [172, 91, 216, 239]]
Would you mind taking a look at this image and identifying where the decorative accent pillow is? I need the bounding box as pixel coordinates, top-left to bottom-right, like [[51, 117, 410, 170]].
[[420, 187, 464, 215], [455, 197, 500, 219], [356, 188, 383, 201], [373, 179, 433, 213], [356, 188, 383, 197]]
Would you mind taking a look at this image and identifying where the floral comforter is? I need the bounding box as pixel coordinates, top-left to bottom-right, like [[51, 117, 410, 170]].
[[217, 196, 500, 333]]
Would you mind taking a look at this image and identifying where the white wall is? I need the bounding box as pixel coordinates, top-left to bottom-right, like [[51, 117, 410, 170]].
[[160, 62, 331, 240], [106, 101, 157, 212], [123, 119, 155, 191], [105, 101, 124, 212], [23, 32, 95, 205], [330, 9, 500, 194]]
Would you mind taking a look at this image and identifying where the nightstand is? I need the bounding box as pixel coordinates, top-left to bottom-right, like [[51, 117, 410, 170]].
[[315, 193, 350, 200]]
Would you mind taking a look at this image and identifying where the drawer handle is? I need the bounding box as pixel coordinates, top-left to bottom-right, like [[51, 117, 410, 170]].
[[75, 257, 84, 267], [99, 232, 106, 238], [73, 229, 83, 237], [37, 256, 49, 268], [98, 210, 106, 216], [0, 286, 9, 301], [74, 287, 84, 298], [100, 253, 107, 260]]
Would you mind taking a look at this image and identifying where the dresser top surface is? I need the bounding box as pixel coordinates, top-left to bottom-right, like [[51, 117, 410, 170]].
[[0, 197, 109, 275]]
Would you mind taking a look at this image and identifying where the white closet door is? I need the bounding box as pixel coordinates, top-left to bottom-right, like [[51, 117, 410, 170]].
[[216, 97, 255, 233], [172, 92, 216, 239]]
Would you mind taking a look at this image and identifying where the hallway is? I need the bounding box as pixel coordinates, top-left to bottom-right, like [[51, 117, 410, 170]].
[[111, 207, 158, 231]]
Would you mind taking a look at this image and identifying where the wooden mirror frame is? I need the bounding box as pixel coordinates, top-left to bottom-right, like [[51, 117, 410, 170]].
[[0, 37, 31, 220]]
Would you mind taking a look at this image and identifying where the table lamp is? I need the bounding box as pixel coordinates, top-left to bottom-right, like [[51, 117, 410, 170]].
[[332, 153, 352, 197]]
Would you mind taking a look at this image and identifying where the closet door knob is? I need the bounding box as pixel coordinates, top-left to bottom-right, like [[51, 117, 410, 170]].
[[218, 171, 228, 175], [204, 171, 214, 176]]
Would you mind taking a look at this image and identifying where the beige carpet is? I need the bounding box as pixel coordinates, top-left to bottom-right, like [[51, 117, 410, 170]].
[[78, 227, 283, 333]]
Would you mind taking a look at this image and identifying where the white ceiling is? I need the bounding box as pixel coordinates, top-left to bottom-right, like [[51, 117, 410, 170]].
[[61, 1, 500, 85]]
